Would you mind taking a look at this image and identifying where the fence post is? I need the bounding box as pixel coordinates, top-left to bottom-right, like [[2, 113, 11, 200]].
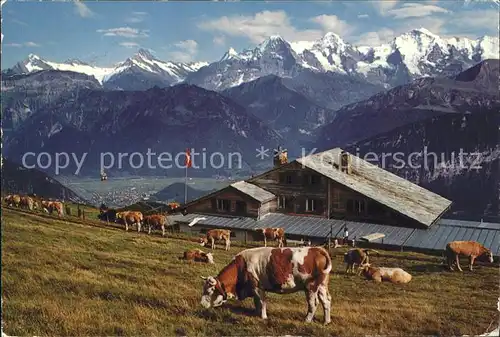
[[82, 210, 85, 220], [77, 206, 82, 218], [66, 206, 71, 216]]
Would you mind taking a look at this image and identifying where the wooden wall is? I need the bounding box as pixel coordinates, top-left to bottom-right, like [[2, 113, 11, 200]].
[[249, 162, 328, 216], [186, 187, 262, 218]]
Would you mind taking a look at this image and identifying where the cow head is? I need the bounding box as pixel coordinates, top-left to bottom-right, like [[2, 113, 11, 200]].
[[200, 276, 227, 308], [481, 250, 494, 263], [358, 263, 371, 275], [199, 237, 208, 246]]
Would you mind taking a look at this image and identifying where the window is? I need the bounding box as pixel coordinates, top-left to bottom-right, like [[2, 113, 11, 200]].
[[278, 196, 287, 209], [216, 199, 230, 212], [279, 172, 294, 184], [235, 201, 246, 213], [306, 174, 320, 185], [306, 199, 316, 212], [347, 199, 366, 214]]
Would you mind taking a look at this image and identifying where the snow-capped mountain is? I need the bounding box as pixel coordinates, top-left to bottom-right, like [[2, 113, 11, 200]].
[[3, 49, 208, 89], [185, 35, 303, 91], [4, 28, 498, 92], [187, 28, 499, 90]]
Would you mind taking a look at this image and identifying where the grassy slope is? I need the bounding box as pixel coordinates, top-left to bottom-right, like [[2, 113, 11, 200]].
[[1, 208, 498, 336]]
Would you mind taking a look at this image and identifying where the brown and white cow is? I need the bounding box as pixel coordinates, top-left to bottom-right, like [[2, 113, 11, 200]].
[[200, 229, 231, 250], [20, 196, 37, 211], [200, 246, 332, 324], [359, 264, 412, 284], [143, 214, 169, 236], [255, 227, 287, 248], [445, 241, 494, 272], [181, 249, 214, 264], [116, 211, 143, 232], [41, 200, 64, 217], [344, 248, 380, 274], [4, 194, 21, 208]]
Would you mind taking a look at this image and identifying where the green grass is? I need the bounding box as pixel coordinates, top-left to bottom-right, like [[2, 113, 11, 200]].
[[2, 208, 498, 336]]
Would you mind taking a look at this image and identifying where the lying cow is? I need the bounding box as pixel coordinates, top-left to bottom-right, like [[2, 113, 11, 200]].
[[344, 248, 380, 274], [359, 264, 412, 284], [255, 227, 286, 248], [97, 209, 118, 223], [41, 200, 64, 217], [200, 229, 231, 250], [445, 241, 494, 272], [180, 249, 214, 264], [200, 246, 332, 324], [116, 211, 143, 232], [20, 195, 37, 211], [143, 214, 169, 236]]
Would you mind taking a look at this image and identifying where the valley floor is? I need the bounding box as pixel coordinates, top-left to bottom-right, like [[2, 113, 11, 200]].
[[1, 208, 498, 336]]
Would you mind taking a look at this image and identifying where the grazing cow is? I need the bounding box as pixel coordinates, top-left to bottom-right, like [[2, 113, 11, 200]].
[[143, 214, 169, 236], [41, 200, 64, 217], [359, 264, 412, 284], [200, 246, 332, 324], [180, 249, 214, 264], [4, 194, 21, 208], [255, 227, 287, 248], [200, 229, 231, 250], [445, 241, 494, 272], [115, 211, 143, 232], [20, 196, 37, 211], [97, 209, 118, 223], [344, 248, 380, 274]]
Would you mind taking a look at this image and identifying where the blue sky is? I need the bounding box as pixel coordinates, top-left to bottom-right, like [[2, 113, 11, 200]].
[[2, 0, 498, 68]]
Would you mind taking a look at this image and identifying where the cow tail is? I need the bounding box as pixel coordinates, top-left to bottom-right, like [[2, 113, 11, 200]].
[[320, 247, 333, 274]]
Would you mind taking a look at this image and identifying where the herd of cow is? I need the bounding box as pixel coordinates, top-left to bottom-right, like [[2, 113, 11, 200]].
[[4, 194, 64, 216], [3, 194, 496, 324]]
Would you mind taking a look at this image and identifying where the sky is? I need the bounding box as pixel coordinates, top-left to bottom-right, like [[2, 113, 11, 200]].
[[1, 0, 499, 68]]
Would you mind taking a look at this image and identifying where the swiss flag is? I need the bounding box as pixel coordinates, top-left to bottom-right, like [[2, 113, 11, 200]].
[[185, 148, 192, 168]]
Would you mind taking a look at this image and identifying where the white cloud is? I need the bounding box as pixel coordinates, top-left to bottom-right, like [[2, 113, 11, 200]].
[[198, 10, 324, 44], [357, 14, 369, 19], [74, 1, 94, 18], [309, 14, 354, 36], [355, 28, 396, 47], [213, 36, 226, 46], [126, 11, 148, 23], [167, 39, 199, 62], [386, 3, 450, 19], [96, 27, 149, 38], [4, 41, 40, 47], [372, 1, 399, 16], [119, 42, 140, 48]]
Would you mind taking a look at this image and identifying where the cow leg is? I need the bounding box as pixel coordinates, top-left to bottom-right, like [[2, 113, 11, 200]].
[[225, 239, 230, 251], [148, 224, 152, 235], [317, 284, 332, 325], [264, 237, 267, 247], [211, 238, 215, 250], [304, 289, 319, 323], [125, 220, 129, 231], [137, 221, 141, 233], [469, 256, 476, 271], [455, 255, 463, 272], [252, 289, 267, 319], [161, 225, 165, 237]]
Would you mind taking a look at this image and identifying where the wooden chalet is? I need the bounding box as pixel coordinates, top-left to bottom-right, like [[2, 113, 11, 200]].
[[183, 148, 453, 230]]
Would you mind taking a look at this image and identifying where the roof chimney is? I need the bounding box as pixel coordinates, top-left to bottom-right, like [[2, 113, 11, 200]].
[[273, 146, 288, 168], [340, 151, 352, 174]]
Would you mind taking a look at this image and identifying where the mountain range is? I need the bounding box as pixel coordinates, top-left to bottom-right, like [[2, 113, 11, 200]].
[[3, 28, 498, 92]]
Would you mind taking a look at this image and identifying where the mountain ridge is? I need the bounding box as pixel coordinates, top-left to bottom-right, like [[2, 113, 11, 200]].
[[4, 29, 498, 91]]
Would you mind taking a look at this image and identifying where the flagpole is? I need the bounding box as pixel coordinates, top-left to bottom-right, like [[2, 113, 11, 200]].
[[184, 164, 188, 204]]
